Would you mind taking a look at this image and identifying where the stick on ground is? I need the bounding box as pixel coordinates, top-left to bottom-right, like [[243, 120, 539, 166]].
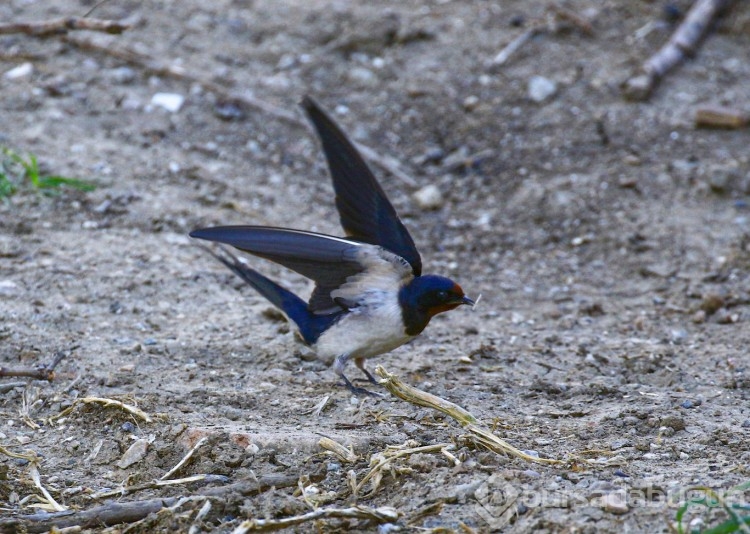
[[0, 17, 130, 37], [622, 0, 734, 101], [0, 469, 325, 533], [232, 505, 399, 533], [0, 349, 71, 382]]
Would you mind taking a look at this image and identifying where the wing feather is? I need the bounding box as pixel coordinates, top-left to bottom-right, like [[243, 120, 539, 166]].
[[301, 96, 422, 276], [189, 225, 409, 315]]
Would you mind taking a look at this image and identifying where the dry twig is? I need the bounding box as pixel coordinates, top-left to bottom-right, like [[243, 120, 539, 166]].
[[694, 105, 749, 129], [355, 441, 454, 497], [375, 366, 626, 468], [318, 437, 358, 464], [0, 349, 71, 382], [0, 17, 130, 37], [49, 396, 152, 423], [1, 469, 325, 533], [375, 366, 561, 465], [622, 0, 734, 100], [231, 505, 399, 533], [491, 4, 593, 67], [91, 474, 228, 500], [161, 436, 208, 481]]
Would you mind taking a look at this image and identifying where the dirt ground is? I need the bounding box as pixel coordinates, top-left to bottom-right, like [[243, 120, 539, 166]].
[[2, 0, 750, 532]]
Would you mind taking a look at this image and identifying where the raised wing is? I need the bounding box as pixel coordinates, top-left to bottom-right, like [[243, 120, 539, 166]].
[[301, 96, 422, 276], [189, 225, 409, 315]]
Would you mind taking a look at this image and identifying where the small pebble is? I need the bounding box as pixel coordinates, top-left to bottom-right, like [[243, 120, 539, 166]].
[[462, 95, 480, 111], [680, 400, 695, 409], [4, 62, 34, 80], [623, 154, 641, 166], [121, 421, 136, 433], [700, 293, 725, 315], [107, 67, 137, 85], [610, 438, 632, 451], [412, 184, 444, 210], [528, 75, 557, 103], [613, 469, 630, 478], [670, 329, 688, 344], [348, 67, 376, 85], [214, 101, 246, 121], [0, 280, 18, 296], [117, 438, 149, 468], [741, 419, 750, 428], [601, 491, 629, 514], [661, 415, 686, 431], [151, 92, 185, 113]]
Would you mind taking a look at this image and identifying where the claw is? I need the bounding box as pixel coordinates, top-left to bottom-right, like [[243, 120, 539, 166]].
[[339, 373, 383, 398]]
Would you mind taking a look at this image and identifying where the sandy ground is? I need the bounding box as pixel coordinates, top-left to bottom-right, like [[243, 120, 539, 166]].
[[1, 1, 750, 532]]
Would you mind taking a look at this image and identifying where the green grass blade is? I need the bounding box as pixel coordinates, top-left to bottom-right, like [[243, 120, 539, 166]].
[[700, 515, 750, 534], [37, 175, 96, 191]]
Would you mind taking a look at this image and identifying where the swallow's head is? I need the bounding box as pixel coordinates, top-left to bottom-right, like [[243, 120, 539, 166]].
[[399, 275, 474, 335]]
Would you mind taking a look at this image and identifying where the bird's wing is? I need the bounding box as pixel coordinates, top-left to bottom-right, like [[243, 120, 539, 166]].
[[189, 226, 412, 315], [301, 96, 422, 276]]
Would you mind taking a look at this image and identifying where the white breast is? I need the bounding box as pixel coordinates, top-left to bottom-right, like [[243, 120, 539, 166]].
[[313, 290, 414, 365]]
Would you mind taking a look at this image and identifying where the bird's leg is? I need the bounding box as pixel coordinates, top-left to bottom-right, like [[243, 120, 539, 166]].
[[334, 354, 382, 397], [354, 357, 378, 384]]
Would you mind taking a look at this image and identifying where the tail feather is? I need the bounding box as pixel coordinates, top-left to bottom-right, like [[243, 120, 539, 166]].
[[201, 246, 341, 345]]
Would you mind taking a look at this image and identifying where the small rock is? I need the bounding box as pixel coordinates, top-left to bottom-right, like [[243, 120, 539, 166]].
[[660, 415, 686, 431], [707, 164, 740, 193], [692, 310, 706, 323], [715, 308, 739, 324], [121, 421, 136, 433], [680, 400, 695, 409], [670, 329, 688, 344], [117, 438, 149, 468], [214, 100, 245, 121], [4, 62, 34, 80], [107, 67, 137, 85], [528, 75, 557, 103], [0, 280, 18, 296], [741, 419, 750, 428], [348, 67, 376, 85], [462, 95, 480, 111], [601, 491, 629, 514], [700, 293, 725, 315], [150, 92, 185, 113], [623, 154, 641, 166], [412, 184, 444, 210], [610, 438, 632, 451]]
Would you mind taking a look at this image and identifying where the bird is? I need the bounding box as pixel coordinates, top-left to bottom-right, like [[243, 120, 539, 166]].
[[190, 96, 474, 395]]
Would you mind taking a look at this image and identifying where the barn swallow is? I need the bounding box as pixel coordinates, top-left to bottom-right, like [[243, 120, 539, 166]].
[[190, 96, 474, 395]]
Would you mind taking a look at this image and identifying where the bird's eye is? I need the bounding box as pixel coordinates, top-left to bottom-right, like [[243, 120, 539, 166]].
[[437, 290, 448, 300]]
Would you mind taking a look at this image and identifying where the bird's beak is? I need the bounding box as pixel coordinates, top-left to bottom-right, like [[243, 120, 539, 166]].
[[460, 296, 476, 307]]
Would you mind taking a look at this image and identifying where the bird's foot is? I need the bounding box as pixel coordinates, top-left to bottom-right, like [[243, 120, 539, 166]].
[[340, 374, 383, 398]]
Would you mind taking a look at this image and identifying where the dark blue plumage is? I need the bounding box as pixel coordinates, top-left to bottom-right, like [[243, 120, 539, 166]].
[[190, 96, 473, 395], [301, 96, 422, 275]]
